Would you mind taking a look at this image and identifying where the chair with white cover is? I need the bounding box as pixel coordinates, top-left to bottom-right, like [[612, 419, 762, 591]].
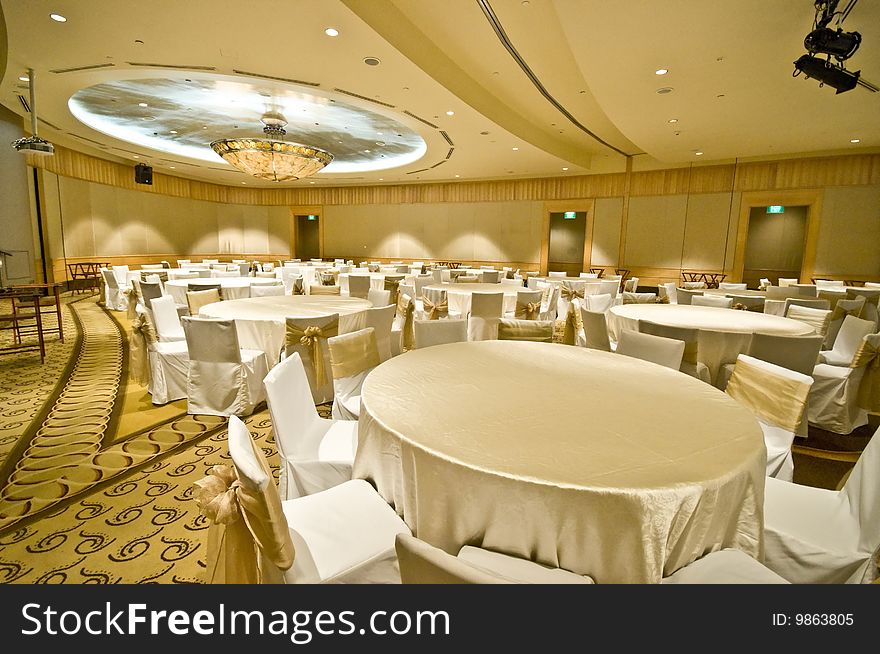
[[728, 294, 765, 312], [367, 288, 391, 307], [598, 279, 620, 299], [511, 289, 543, 320], [497, 318, 553, 343], [658, 282, 678, 304], [579, 272, 599, 279], [395, 534, 594, 584], [101, 269, 127, 311], [778, 277, 798, 287], [762, 423, 880, 584], [193, 416, 409, 583], [284, 314, 339, 404], [347, 275, 372, 299], [622, 277, 640, 293], [138, 280, 163, 310], [132, 305, 188, 405], [845, 287, 880, 325], [725, 354, 813, 481], [758, 277, 772, 290], [181, 317, 268, 416], [640, 320, 711, 383], [263, 352, 356, 499], [176, 259, 191, 268], [420, 287, 450, 321], [501, 277, 521, 288], [455, 275, 479, 283], [558, 280, 586, 321], [718, 282, 748, 291], [692, 294, 733, 309], [413, 319, 468, 349], [548, 271, 566, 279], [186, 288, 221, 316], [716, 333, 823, 390], [467, 292, 504, 341], [480, 270, 501, 283], [364, 304, 395, 362], [824, 297, 866, 349], [539, 284, 559, 322], [309, 284, 341, 296], [622, 291, 657, 304], [327, 327, 380, 421], [675, 287, 703, 305], [150, 295, 186, 342], [784, 297, 831, 312], [392, 294, 415, 355], [580, 308, 613, 352], [818, 314, 874, 366], [250, 284, 285, 298], [212, 270, 238, 278], [784, 304, 831, 341], [583, 293, 614, 313], [808, 333, 879, 434], [142, 263, 166, 271], [384, 274, 405, 304], [661, 549, 789, 584], [615, 329, 685, 371], [196, 268, 213, 278]]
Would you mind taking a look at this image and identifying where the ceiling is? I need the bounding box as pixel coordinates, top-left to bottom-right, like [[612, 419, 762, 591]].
[[1, 0, 878, 188]]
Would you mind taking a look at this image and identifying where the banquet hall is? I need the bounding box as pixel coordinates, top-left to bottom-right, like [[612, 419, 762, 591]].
[[0, 0, 877, 586]]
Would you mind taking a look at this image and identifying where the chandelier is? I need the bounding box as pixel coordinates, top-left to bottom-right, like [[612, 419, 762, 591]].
[[210, 110, 333, 182]]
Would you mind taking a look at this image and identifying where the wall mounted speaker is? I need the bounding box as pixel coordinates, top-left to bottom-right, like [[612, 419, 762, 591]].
[[134, 163, 153, 185]]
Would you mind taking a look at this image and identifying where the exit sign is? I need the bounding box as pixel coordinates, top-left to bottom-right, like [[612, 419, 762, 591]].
[[307, 215, 317, 221], [766, 206, 785, 214], [563, 211, 577, 220]]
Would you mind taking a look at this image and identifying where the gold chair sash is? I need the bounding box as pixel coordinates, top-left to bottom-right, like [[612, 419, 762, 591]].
[[725, 357, 810, 433], [285, 322, 339, 386], [421, 295, 448, 320], [123, 287, 138, 319], [831, 298, 865, 322], [193, 464, 294, 584], [851, 336, 880, 411], [681, 340, 699, 365], [397, 294, 415, 350], [562, 303, 580, 345], [560, 285, 584, 301], [498, 319, 553, 342], [385, 278, 402, 304], [129, 312, 156, 385], [329, 330, 381, 379], [514, 301, 541, 320]]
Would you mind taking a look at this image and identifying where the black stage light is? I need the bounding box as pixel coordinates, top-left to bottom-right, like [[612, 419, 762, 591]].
[[793, 54, 860, 93], [804, 27, 861, 60]]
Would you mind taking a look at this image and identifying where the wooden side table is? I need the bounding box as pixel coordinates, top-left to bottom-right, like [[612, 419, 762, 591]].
[[11, 283, 64, 343], [0, 289, 46, 363]]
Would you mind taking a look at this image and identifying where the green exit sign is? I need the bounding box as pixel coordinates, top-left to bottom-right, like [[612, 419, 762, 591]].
[[307, 215, 317, 221], [563, 211, 577, 220], [766, 206, 785, 214]]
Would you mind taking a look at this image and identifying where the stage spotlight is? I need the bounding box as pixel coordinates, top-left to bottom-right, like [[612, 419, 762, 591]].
[[804, 27, 861, 61], [793, 54, 860, 93]]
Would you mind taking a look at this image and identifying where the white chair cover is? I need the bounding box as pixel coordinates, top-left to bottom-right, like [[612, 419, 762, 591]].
[[414, 319, 468, 349], [347, 274, 372, 299], [135, 305, 189, 405], [692, 294, 734, 308], [468, 292, 504, 341], [368, 288, 391, 307], [785, 304, 832, 340], [763, 424, 880, 583], [263, 352, 356, 500], [658, 282, 678, 304], [808, 334, 876, 434], [150, 294, 185, 342], [581, 307, 612, 352], [250, 284, 285, 298], [718, 282, 748, 291], [676, 287, 704, 305], [662, 549, 788, 584], [616, 329, 685, 371], [101, 268, 128, 311], [725, 354, 813, 481], [584, 293, 614, 313], [639, 320, 711, 383], [364, 304, 396, 362], [327, 327, 380, 421], [181, 317, 268, 416], [819, 315, 875, 366]]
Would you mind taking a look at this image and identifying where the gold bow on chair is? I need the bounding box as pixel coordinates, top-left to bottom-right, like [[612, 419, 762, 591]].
[[385, 278, 402, 304], [397, 294, 415, 350], [733, 302, 747, 310], [852, 336, 880, 412], [129, 312, 156, 385], [285, 322, 339, 386], [421, 295, 448, 320], [562, 303, 581, 345], [515, 301, 541, 320], [560, 284, 584, 301], [123, 287, 138, 319], [193, 464, 295, 584]]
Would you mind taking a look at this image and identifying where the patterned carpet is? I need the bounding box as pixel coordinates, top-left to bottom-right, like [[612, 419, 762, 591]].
[[0, 294, 326, 583]]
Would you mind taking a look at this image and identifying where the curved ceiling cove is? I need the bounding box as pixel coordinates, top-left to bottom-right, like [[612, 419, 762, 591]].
[[68, 77, 427, 173]]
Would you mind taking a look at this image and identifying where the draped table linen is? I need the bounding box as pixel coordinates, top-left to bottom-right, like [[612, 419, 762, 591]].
[[353, 340, 766, 584], [424, 283, 520, 316], [608, 304, 815, 386], [165, 277, 262, 304], [199, 296, 371, 366]]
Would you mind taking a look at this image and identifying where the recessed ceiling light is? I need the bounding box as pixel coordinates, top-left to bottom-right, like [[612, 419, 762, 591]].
[[241, 182, 246, 185], [655, 68, 669, 75], [363, 57, 381, 66], [850, 138, 861, 143], [18, 75, 29, 82], [668, 118, 678, 124], [170, 130, 178, 134], [379, 178, 383, 181], [656, 87, 674, 94], [324, 27, 339, 37], [132, 155, 139, 159], [695, 151, 704, 156], [364, 149, 371, 153], [512, 147, 519, 151], [562, 167, 569, 171], [138, 102, 148, 107], [309, 181, 315, 184], [446, 110, 454, 116], [202, 126, 207, 130], [49, 13, 67, 22], [169, 166, 176, 169]]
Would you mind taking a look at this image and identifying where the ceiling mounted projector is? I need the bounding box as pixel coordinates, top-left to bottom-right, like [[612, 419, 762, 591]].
[[11, 68, 54, 156]]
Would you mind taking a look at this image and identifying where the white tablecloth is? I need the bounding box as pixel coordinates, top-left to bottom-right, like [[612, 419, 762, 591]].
[[354, 341, 766, 583], [424, 283, 520, 315], [199, 295, 372, 365], [608, 304, 815, 385], [337, 272, 389, 294]]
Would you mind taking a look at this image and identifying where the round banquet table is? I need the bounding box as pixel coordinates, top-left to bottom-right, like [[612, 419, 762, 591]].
[[199, 295, 372, 366], [353, 341, 766, 583], [424, 283, 520, 315], [164, 277, 276, 304], [608, 303, 815, 386]]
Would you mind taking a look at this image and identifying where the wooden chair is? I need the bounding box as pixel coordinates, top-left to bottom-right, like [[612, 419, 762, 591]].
[[10, 283, 64, 343], [0, 290, 46, 363]]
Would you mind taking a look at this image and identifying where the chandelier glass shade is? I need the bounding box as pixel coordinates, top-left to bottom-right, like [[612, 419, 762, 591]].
[[210, 111, 333, 182]]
